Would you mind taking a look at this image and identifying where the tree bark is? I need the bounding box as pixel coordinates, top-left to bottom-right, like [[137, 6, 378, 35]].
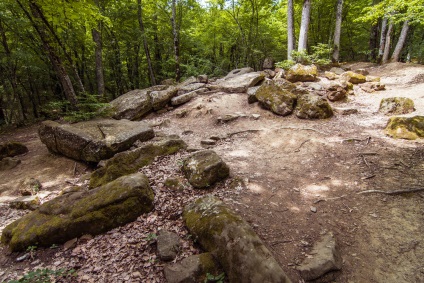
[[382, 21, 393, 64], [92, 28, 106, 98], [287, 0, 295, 60], [332, 0, 343, 62], [298, 0, 311, 52], [378, 17, 388, 63], [391, 20, 409, 62], [171, 0, 181, 81], [137, 0, 156, 86]]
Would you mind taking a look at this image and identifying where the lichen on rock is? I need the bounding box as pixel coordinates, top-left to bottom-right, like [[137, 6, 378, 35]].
[[286, 64, 317, 82], [385, 116, 424, 140], [295, 94, 333, 119], [255, 80, 297, 116], [379, 97, 415, 115]]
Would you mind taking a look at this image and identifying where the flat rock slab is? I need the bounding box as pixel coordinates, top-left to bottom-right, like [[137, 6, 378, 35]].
[[211, 72, 265, 93], [297, 232, 342, 281], [183, 195, 292, 283], [1, 173, 154, 251], [39, 119, 154, 163]]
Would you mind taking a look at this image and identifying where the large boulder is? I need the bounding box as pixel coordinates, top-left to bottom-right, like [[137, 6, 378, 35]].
[[340, 71, 366, 84], [286, 64, 317, 82], [255, 80, 297, 116], [0, 142, 28, 160], [211, 72, 265, 93], [1, 173, 154, 251], [224, 67, 254, 80], [171, 89, 207, 106], [295, 94, 333, 119], [379, 97, 415, 115], [182, 150, 229, 189], [150, 86, 178, 111], [38, 119, 154, 163], [90, 136, 187, 188], [385, 116, 424, 140], [177, 83, 206, 95], [109, 89, 153, 120], [183, 195, 292, 283]]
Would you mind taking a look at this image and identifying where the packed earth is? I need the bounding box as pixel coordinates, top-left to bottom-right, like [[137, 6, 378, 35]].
[[0, 62, 423, 283]]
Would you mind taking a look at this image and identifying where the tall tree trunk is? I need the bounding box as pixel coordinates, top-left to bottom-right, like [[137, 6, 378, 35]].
[[171, 0, 181, 81], [287, 0, 295, 60], [137, 0, 156, 86], [368, 23, 379, 62], [298, 0, 311, 53], [153, 13, 162, 79], [391, 20, 409, 62], [92, 28, 106, 98], [378, 17, 388, 63], [332, 0, 343, 62], [382, 22, 393, 64]]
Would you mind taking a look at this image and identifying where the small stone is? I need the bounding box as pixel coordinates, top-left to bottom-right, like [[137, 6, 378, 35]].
[[324, 71, 337, 80], [16, 253, 29, 262], [10, 195, 40, 210], [310, 206, 317, 213], [157, 230, 181, 261], [64, 238, 78, 251], [201, 139, 216, 146], [197, 75, 208, 84], [175, 109, 190, 118], [252, 114, 261, 120], [334, 107, 358, 115], [217, 114, 240, 123], [132, 271, 142, 278]]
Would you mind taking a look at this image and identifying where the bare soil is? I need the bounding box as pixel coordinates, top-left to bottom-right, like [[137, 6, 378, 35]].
[[0, 62, 423, 283]]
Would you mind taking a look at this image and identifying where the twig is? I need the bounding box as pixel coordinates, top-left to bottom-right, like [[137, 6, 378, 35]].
[[313, 195, 347, 204], [357, 188, 424, 195], [276, 126, 328, 135], [361, 155, 370, 167], [227, 129, 261, 138], [366, 136, 371, 145], [97, 125, 106, 139], [361, 174, 376, 180], [294, 139, 310, 152]]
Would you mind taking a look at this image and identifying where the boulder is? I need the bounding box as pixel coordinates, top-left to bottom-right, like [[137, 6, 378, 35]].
[[9, 195, 40, 210], [286, 64, 318, 82], [334, 107, 358, 115], [0, 157, 21, 171], [90, 136, 187, 188], [182, 150, 229, 189], [326, 84, 347, 102], [340, 71, 366, 84], [379, 97, 415, 115], [177, 83, 206, 95], [297, 233, 342, 281], [108, 89, 153, 120], [212, 72, 265, 93], [263, 69, 276, 79], [247, 86, 260, 104], [329, 67, 344, 75], [354, 68, 369, 76], [385, 116, 424, 140], [38, 119, 154, 163], [171, 88, 207, 106], [183, 195, 292, 283], [164, 253, 220, 283], [157, 230, 181, 261], [324, 71, 337, 80], [197, 75, 208, 84], [150, 86, 178, 110], [295, 94, 333, 119], [360, 82, 385, 93], [0, 142, 28, 160], [255, 80, 297, 116], [263, 58, 275, 69], [224, 67, 254, 80], [1, 173, 154, 251]]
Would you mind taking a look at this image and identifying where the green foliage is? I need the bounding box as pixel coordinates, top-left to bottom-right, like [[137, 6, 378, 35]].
[[8, 268, 76, 283], [63, 94, 111, 123], [204, 272, 225, 283], [276, 44, 331, 69], [146, 233, 157, 242]]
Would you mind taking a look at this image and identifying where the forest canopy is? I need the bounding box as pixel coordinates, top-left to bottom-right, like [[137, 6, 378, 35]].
[[0, 0, 423, 125]]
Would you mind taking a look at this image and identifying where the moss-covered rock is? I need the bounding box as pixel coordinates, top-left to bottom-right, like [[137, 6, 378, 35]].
[[1, 173, 154, 251], [286, 64, 317, 82], [385, 116, 424, 140], [90, 136, 187, 188], [340, 71, 366, 84], [295, 94, 333, 119], [379, 97, 415, 115], [109, 89, 152, 120], [255, 80, 297, 116], [0, 142, 28, 160], [182, 150, 229, 189], [183, 195, 292, 283]]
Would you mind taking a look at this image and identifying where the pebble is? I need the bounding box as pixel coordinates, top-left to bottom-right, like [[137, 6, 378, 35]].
[[16, 253, 29, 262], [201, 139, 216, 146], [310, 206, 317, 213]]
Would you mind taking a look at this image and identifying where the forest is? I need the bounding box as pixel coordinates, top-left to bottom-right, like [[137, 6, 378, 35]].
[[0, 0, 423, 126]]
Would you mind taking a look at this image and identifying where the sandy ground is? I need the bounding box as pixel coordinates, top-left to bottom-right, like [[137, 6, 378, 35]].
[[0, 62, 423, 282]]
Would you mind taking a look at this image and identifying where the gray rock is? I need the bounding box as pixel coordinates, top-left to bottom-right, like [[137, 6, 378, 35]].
[[177, 83, 206, 95], [217, 114, 240, 123], [171, 90, 199, 106], [286, 64, 318, 82], [0, 142, 28, 160], [200, 139, 216, 146], [182, 150, 229, 189], [212, 72, 265, 93], [197, 75, 208, 84], [157, 230, 181, 261], [295, 94, 333, 119], [330, 67, 345, 75], [109, 89, 153, 120], [164, 253, 219, 283], [326, 84, 347, 102], [255, 80, 297, 116], [263, 58, 275, 69], [224, 67, 254, 80], [334, 107, 359, 115], [178, 76, 197, 87], [1, 173, 154, 251], [379, 97, 415, 115], [263, 69, 276, 79], [9, 195, 40, 210], [183, 195, 292, 283], [150, 86, 178, 110], [298, 233, 342, 281], [38, 119, 154, 163], [247, 86, 260, 104], [354, 68, 369, 76], [360, 82, 386, 93], [307, 82, 324, 91], [0, 157, 21, 171]]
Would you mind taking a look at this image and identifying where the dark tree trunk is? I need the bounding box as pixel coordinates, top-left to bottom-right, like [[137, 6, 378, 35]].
[[92, 28, 106, 98], [332, 0, 343, 62], [171, 0, 181, 81], [382, 22, 393, 64], [368, 22, 379, 62], [378, 17, 388, 63], [137, 0, 156, 86], [287, 0, 295, 60]]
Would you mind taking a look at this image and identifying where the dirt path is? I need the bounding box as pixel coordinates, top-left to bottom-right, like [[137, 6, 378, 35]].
[[1, 62, 423, 282]]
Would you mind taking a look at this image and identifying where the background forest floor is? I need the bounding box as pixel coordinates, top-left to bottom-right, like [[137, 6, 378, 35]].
[[0, 62, 423, 283]]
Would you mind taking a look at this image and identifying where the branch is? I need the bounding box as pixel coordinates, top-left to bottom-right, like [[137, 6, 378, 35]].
[[357, 188, 424, 195]]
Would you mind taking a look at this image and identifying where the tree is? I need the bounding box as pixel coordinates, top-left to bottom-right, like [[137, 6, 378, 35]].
[[137, 0, 156, 86], [287, 0, 294, 60], [171, 0, 181, 81], [332, 0, 343, 62], [382, 21, 393, 64], [378, 17, 388, 63], [391, 20, 410, 62], [298, 0, 311, 52]]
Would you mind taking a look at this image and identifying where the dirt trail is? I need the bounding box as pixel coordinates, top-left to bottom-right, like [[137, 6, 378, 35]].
[[1, 62, 423, 282]]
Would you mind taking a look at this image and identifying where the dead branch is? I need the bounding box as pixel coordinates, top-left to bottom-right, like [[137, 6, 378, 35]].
[[313, 195, 347, 204], [227, 129, 262, 137], [357, 188, 424, 195], [294, 139, 310, 152]]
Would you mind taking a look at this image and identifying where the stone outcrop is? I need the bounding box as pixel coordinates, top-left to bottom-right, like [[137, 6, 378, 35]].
[[379, 97, 415, 115], [340, 71, 366, 84], [183, 195, 292, 283], [224, 67, 254, 80], [90, 136, 187, 188], [182, 150, 229, 188], [211, 72, 265, 93], [39, 119, 154, 163], [295, 94, 333, 119], [108, 89, 153, 120], [255, 80, 297, 116], [150, 86, 178, 110], [286, 64, 317, 82], [385, 116, 424, 140], [177, 83, 206, 95], [0, 142, 28, 160], [1, 173, 154, 251], [171, 88, 207, 106]]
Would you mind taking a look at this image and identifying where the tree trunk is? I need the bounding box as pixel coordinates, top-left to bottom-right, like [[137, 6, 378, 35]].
[[287, 0, 295, 60], [137, 0, 156, 86], [368, 22, 379, 62], [332, 0, 343, 62], [92, 28, 106, 98], [391, 20, 409, 62], [171, 0, 181, 81], [378, 17, 388, 63], [382, 22, 393, 64], [298, 0, 311, 52]]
